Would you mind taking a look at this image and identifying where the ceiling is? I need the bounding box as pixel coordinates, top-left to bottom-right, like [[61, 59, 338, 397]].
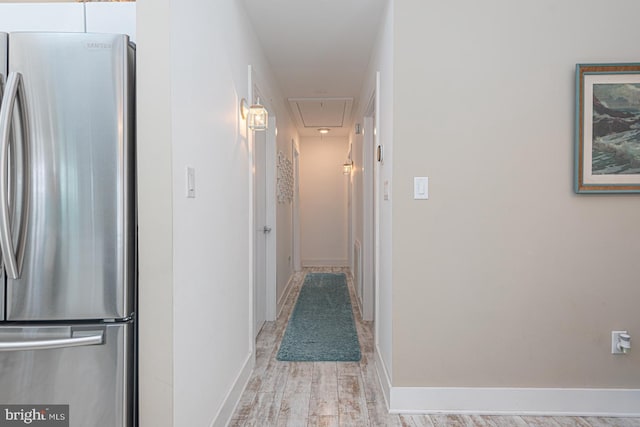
[[241, 0, 387, 137]]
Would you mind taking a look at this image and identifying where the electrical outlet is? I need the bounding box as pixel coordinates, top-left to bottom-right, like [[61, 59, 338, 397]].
[[612, 331, 629, 354]]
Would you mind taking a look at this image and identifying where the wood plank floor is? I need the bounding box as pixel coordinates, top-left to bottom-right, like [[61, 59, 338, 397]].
[[230, 268, 640, 427]]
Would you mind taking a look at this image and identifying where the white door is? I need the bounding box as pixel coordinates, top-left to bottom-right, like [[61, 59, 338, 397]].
[[253, 114, 277, 337]]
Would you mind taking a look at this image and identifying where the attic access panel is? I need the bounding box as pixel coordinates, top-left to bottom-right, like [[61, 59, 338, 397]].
[[289, 98, 353, 128]]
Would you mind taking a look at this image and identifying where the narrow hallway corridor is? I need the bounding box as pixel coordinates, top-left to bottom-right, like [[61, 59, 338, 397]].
[[229, 268, 640, 427], [230, 267, 387, 426]]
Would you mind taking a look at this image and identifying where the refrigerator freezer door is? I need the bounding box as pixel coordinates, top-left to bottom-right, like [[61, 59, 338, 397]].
[[0, 322, 133, 427], [0, 32, 5, 322], [5, 33, 135, 321]]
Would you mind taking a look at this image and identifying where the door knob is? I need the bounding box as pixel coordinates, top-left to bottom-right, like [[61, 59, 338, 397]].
[[263, 226, 272, 234]]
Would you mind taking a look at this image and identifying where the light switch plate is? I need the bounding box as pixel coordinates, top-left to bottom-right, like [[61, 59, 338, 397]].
[[414, 177, 428, 200]]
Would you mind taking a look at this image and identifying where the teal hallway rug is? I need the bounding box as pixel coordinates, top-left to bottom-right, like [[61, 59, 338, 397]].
[[276, 273, 361, 362]]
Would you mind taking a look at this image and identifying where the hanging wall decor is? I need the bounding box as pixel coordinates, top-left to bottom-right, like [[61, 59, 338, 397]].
[[277, 150, 294, 203], [575, 63, 640, 193]]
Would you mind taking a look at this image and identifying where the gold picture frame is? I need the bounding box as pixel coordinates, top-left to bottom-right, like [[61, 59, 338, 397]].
[[575, 63, 640, 193]]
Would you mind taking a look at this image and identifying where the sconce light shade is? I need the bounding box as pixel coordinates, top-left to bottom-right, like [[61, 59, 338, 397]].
[[240, 98, 249, 120], [248, 97, 268, 131], [343, 160, 353, 175]]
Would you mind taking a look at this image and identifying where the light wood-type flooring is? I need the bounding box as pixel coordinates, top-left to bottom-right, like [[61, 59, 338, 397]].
[[230, 268, 640, 427]]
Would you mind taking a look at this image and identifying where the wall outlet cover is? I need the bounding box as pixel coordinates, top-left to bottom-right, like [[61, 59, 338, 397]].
[[612, 330, 629, 354]]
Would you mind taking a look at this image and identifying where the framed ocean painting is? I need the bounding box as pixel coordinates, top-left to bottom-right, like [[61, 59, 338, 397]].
[[575, 63, 640, 193]]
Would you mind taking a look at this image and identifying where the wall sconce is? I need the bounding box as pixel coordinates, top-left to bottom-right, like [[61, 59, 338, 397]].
[[240, 97, 268, 131], [343, 160, 353, 175], [240, 98, 249, 121]]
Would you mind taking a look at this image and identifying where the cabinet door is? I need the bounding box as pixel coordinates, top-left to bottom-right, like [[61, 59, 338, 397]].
[[0, 4, 84, 33]]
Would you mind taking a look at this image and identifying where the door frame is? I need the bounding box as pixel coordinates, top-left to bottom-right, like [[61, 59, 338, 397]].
[[361, 88, 376, 322], [250, 93, 267, 338], [292, 139, 301, 272], [264, 114, 277, 322], [373, 71, 381, 344]]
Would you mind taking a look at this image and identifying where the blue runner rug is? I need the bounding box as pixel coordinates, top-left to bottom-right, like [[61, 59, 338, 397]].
[[276, 273, 361, 362]]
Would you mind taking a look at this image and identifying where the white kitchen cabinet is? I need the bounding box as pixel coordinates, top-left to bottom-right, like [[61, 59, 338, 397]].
[[0, 3, 84, 33], [0, 3, 136, 42]]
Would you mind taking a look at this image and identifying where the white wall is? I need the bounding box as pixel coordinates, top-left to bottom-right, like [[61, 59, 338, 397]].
[[137, 1, 174, 425], [0, 3, 83, 31], [389, 0, 640, 413], [170, 1, 251, 424], [139, 0, 295, 425], [299, 136, 350, 266]]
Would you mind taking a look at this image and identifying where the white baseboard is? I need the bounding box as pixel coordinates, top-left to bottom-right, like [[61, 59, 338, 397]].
[[301, 258, 349, 267], [373, 347, 640, 417], [277, 273, 296, 317], [374, 344, 392, 409], [388, 386, 640, 417], [211, 351, 255, 427]]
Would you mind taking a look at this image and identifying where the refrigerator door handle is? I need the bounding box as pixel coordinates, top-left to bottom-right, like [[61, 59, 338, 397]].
[[0, 331, 104, 352], [0, 71, 30, 279]]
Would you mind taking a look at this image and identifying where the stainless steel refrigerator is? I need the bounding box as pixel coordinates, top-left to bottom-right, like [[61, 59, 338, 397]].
[[0, 33, 136, 427]]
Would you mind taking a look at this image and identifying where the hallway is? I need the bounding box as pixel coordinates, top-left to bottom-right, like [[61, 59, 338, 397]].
[[230, 268, 640, 427], [230, 267, 384, 426]]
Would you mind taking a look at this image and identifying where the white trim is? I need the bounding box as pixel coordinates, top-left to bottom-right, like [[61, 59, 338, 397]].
[[301, 258, 349, 267], [374, 343, 392, 409], [388, 386, 640, 417], [265, 115, 277, 321], [291, 141, 301, 272], [277, 273, 296, 317], [211, 352, 255, 427], [347, 141, 353, 273], [352, 239, 363, 315], [361, 114, 375, 322], [373, 70, 382, 359]]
